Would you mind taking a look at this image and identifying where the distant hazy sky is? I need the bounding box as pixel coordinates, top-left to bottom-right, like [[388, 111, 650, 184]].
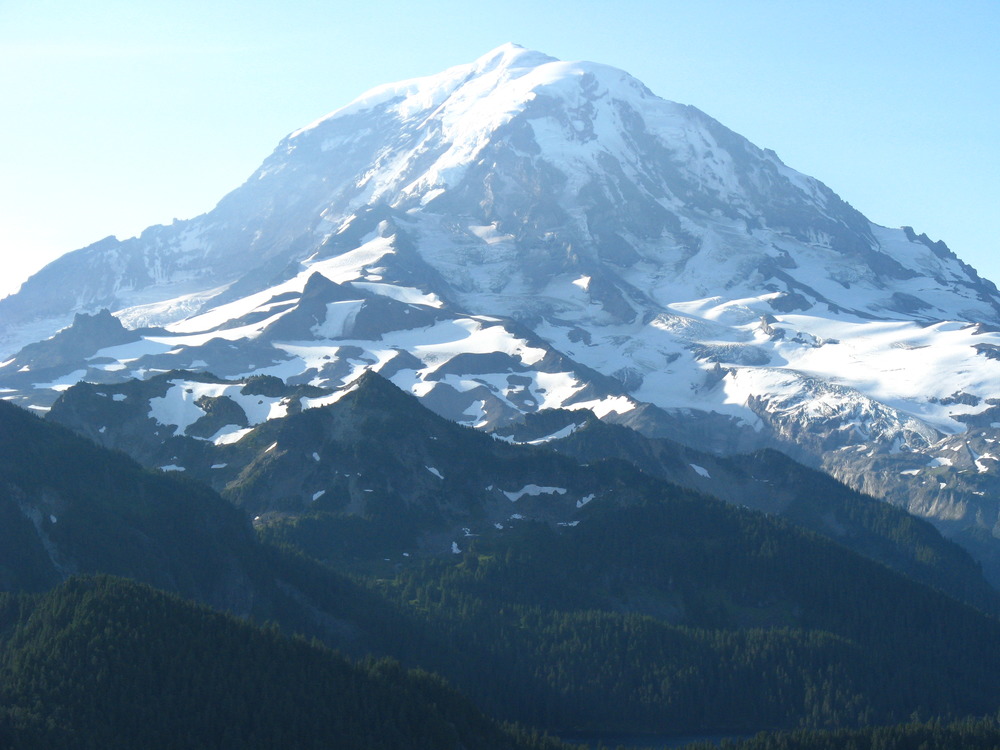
[[1, 0, 997, 300]]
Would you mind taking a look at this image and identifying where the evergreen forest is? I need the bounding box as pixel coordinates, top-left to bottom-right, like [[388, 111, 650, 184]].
[[4, 387, 1000, 747]]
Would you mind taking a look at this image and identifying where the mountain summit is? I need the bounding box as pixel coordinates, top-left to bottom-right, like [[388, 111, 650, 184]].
[[5, 44, 997, 341], [1, 45, 998, 575]]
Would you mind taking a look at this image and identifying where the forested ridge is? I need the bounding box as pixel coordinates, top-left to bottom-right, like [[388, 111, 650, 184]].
[[544, 414, 1000, 614], [330, 492, 1000, 734], [691, 716, 1000, 750], [0, 576, 568, 750], [7, 394, 1000, 745]]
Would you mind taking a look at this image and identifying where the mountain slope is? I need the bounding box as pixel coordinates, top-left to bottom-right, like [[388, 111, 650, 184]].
[[0, 576, 565, 750], [358, 492, 1000, 734], [5, 45, 997, 339], [13, 390, 1000, 736], [46, 368, 1000, 614], [497, 408, 1000, 612], [1, 43, 997, 578], [0, 397, 460, 655], [0, 398, 263, 606]]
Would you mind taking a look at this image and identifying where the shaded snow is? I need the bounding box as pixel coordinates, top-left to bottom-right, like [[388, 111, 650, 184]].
[[503, 484, 567, 502], [32, 369, 87, 392], [690, 464, 711, 478]]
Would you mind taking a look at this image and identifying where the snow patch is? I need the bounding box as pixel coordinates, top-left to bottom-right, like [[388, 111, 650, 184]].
[[32, 369, 87, 392], [213, 427, 253, 446], [523, 422, 582, 444], [312, 300, 365, 339], [690, 464, 711, 478], [353, 282, 443, 308], [503, 484, 567, 502], [301, 383, 360, 410]]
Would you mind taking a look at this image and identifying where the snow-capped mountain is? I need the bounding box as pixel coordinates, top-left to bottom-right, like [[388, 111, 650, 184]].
[[2, 44, 998, 574]]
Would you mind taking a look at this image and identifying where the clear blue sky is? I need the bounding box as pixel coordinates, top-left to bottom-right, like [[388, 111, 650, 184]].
[[1, 0, 997, 300]]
